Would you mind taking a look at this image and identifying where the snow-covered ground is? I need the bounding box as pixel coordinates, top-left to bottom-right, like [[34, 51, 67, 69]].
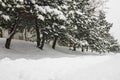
[[0, 38, 120, 80]]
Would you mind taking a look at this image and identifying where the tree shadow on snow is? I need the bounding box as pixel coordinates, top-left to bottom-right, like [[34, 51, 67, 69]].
[[0, 40, 107, 60]]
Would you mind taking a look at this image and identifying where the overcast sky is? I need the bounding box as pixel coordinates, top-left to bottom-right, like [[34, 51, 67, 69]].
[[106, 0, 120, 42]]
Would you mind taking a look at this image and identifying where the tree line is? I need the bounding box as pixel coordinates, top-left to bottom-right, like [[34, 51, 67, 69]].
[[0, 0, 119, 53]]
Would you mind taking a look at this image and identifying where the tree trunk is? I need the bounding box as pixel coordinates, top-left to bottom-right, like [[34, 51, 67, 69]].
[[39, 33, 45, 50], [5, 26, 17, 49], [5, 17, 19, 49], [5, 37, 12, 49], [0, 29, 3, 37], [81, 45, 84, 52], [35, 17, 41, 47], [69, 41, 72, 50], [86, 46, 88, 52], [24, 28, 27, 41], [73, 44, 76, 51], [52, 36, 58, 49], [91, 49, 93, 52]]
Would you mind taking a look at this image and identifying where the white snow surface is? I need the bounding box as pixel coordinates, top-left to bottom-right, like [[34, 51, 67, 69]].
[[0, 38, 120, 80]]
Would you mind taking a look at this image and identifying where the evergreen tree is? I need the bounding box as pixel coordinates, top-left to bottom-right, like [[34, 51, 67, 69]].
[[0, 0, 119, 53]]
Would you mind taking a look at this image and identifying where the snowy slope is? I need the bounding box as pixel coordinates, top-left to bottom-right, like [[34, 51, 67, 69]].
[[0, 38, 120, 80]]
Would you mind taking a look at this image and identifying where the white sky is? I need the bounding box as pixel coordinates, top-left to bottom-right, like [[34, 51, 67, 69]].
[[106, 0, 120, 42]]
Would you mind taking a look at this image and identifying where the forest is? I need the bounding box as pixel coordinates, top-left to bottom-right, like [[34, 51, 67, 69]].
[[0, 0, 119, 53]]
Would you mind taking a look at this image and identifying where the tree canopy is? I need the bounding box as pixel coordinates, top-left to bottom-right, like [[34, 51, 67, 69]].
[[0, 0, 119, 52]]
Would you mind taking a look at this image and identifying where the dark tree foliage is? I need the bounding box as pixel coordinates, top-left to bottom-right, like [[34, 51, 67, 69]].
[[0, 0, 119, 53]]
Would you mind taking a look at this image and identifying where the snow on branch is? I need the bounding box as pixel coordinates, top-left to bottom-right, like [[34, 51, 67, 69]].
[[37, 14, 44, 21], [1, 14, 10, 21]]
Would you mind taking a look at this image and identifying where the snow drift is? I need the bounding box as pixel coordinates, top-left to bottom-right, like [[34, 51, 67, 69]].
[[0, 38, 120, 80]]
